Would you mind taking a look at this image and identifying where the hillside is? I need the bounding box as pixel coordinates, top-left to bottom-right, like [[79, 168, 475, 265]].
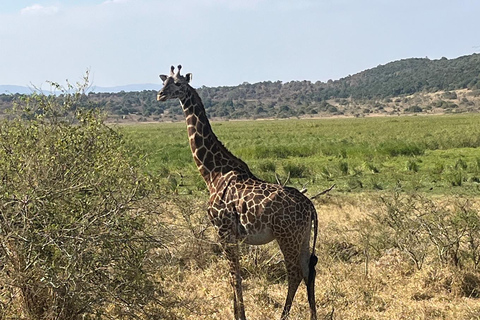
[[1, 54, 480, 120], [335, 54, 480, 98]]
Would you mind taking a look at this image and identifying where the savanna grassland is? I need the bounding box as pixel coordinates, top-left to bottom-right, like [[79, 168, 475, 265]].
[[3, 81, 480, 319], [119, 114, 480, 319]]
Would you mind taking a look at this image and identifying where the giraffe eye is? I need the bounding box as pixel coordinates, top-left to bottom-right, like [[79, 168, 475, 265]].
[[174, 82, 181, 86]]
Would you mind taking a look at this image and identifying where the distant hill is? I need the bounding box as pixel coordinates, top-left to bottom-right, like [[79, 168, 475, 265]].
[[330, 54, 480, 99], [0, 85, 34, 95], [1, 53, 480, 120], [0, 84, 158, 94], [90, 84, 159, 93]]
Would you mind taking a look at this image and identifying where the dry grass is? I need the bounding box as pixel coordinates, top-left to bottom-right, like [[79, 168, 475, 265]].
[[153, 193, 480, 320], [3, 193, 480, 319]]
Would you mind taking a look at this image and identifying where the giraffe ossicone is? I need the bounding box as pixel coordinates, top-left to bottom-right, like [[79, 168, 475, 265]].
[[157, 65, 319, 320]]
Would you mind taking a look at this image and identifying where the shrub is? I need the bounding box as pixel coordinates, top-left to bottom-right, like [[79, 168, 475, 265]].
[[405, 105, 423, 113], [443, 91, 458, 100], [376, 193, 429, 269], [372, 193, 480, 270], [0, 81, 163, 319]]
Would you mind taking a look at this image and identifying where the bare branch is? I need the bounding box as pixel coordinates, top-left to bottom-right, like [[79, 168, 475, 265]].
[[310, 184, 335, 200]]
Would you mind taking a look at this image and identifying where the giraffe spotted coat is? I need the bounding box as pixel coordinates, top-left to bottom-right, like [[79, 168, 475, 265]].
[[157, 65, 318, 320]]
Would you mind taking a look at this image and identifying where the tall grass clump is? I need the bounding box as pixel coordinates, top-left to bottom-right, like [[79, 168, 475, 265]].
[[475, 157, 480, 172], [379, 140, 425, 157], [0, 79, 166, 319], [447, 167, 465, 187], [282, 162, 309, 178], [406, 159, 420, 172], [258, 160, 276, 173], [238, 144, 315, 159], [339, 161, 349, 175]]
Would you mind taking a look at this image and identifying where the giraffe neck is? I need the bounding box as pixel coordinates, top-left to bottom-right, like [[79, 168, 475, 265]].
[[179, 88, 254, 192]]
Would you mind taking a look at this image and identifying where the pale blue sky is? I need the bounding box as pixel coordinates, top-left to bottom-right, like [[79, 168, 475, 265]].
[[1, 0, 479, 88]]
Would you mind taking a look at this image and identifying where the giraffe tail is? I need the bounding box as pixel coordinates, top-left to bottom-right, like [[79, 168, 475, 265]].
[[307, 208, 318, 318], [308, 209, 318, 285]]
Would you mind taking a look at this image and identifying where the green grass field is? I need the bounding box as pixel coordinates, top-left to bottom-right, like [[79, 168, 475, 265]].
[[122, 114, 480, 194], [120, 113, 480, 196]]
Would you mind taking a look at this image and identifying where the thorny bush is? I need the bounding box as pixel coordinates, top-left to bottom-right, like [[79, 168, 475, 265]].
[[0, 79, 166, 319]]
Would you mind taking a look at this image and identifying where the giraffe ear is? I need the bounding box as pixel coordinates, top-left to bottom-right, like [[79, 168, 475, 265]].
[[159, 74, 168, 82], [185, 73, 193, 83]]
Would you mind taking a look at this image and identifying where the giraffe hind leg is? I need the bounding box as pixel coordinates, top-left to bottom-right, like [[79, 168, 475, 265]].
[[278, 239, 310, 320], [280, 266, 302, 320], [278, 226, 317, 320]]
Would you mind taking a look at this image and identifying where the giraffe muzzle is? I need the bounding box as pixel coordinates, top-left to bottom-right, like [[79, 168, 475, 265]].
[[157, 93, 167, 101]]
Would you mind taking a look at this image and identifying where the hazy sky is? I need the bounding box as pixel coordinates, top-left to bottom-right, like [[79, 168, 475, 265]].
[[1, 0, 479, 88]]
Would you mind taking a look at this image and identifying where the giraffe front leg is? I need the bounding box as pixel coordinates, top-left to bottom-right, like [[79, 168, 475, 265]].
[[224, 242, 247, 320]]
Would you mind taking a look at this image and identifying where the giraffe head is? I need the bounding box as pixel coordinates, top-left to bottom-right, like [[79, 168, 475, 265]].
[[157, 65, 193, 101]]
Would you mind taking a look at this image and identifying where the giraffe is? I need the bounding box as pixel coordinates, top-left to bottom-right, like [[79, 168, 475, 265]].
[[157, 65, 318, 320]]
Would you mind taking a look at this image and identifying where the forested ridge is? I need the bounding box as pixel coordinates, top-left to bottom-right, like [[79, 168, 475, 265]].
[[1, 53, 480, 120]]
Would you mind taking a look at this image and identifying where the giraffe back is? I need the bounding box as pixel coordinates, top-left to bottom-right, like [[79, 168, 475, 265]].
[[208, 175, 316, 246]]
